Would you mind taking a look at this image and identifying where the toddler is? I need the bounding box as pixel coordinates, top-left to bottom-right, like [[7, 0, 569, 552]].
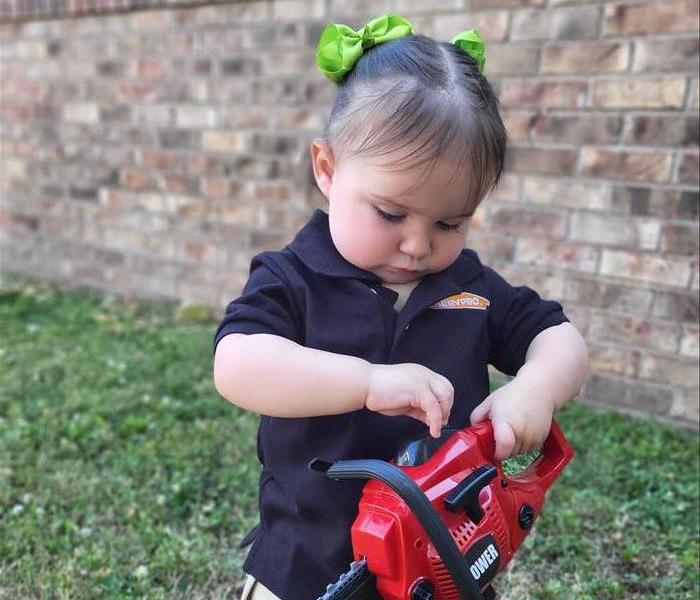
[[213, 14, 589, 600]]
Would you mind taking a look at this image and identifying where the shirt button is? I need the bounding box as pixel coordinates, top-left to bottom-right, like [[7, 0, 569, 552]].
[[369, 288, 378, 295], [404, 324, 410, 331]]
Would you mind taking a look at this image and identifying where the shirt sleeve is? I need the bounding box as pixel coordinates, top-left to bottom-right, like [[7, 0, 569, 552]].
[[486, 266, 569, 377], [213, 254, 303, 352]]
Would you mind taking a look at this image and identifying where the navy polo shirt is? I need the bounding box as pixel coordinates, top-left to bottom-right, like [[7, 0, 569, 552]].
[[213, 209, 568, 600]]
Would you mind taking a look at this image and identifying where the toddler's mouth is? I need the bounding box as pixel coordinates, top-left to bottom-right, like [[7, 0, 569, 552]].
[[389, 267, 425, 279]]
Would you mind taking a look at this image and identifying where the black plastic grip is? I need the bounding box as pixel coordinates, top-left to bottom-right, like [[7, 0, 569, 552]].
[[444, 465, 498, 523]]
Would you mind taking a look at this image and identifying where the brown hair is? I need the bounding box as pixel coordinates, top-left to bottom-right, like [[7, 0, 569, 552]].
[[321, 33, 507, 212]]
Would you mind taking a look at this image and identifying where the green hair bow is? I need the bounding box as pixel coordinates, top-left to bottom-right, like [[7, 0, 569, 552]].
[[315, 14, 414, 83], [315, 13, 487, 83], [451, 29, 486, 74]]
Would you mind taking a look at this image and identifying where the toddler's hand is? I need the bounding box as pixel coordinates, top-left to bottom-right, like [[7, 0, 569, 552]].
[[365, 364, 454, 438], [470, 376, 555, 461]]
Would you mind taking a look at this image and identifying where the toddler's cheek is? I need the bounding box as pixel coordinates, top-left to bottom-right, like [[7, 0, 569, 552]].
[[342, 237, 386, 269], [332, 223, 391, 269]]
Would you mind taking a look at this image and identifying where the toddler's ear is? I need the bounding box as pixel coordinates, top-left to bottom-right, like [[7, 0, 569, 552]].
[[309, 139, 335, 199]]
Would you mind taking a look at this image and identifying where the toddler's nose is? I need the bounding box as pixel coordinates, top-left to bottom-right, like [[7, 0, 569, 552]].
[[399, 232, 431, 261]]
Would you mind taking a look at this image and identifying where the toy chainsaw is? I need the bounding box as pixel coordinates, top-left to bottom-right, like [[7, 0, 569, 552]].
[[309, 419, 574, 600]]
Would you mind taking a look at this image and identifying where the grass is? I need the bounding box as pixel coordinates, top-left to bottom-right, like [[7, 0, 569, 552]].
[[0, 277, 698, 599]]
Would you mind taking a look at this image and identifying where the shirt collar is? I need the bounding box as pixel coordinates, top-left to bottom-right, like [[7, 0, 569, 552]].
[[286, 208, 484, 287], [287, 209, 381, 281]]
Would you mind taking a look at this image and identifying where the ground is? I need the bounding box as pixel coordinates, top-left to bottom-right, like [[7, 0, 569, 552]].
[[0, 278, 697, 599]]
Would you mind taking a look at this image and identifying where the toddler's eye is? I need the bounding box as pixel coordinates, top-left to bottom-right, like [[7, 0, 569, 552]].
[[436, 221, 463, 232], [374, 206, 405, 223]]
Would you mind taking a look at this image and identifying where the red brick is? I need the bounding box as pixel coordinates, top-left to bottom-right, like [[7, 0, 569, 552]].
[[499, 80, 588, 108], [119, 168, 156, 190], [565, 276, 653, 315], [570, 212, 660, 250], [273, 107, 325, 130], [486, 44, 540, 75], [677, 151, 700, 185], [221, 106, 269, 129], [653, 290, 700, 323], [493, 263, 566, 298], [471, 0, 544, 7], [433, 11, 510, 42], [252, 77, 303, 109], [135, 58, 171, 79], [174, 197, 218, 220], [591, 76, 687, 109], [624, 115, 699, 148], [585, 374, 673, 416], [505, 146, 577, 175], [588, 343, 639, 377], [579, 148, 673, 183], [158, 175, 199, 196], [599, 249, 693, 287], [200, 130, 248, 153], [219, 202, 264, 227], [272, 0, 324, 20], [531, 114, 622, 144], [487, 173, 520, 203], [303, 79, 335, 104], [543, 42, 630, 74], [590, 313, 679, 352], [604, 0, 700, 36], [550, 0, 602, 4], [639, 352, 698, 385], [633, 37, 700, 73], [139, 150, 171, 171], [489, 206, 568, 238], [502, 111, 533, 141], [611, 187, 698, 220], [327, 0, 393, 16], [258, 52, 315, 79], [249, 181, 293, 204], [200, 177, 237, 199], [250, 229, 294, 252], [0, 209, 40, 235], [660, 223, 700, 256], [511, 5, 599, 41], [671, 386, 699, 424], [220, 56, 263, 77], [680, 324, 699, 357], [524, 176, 611, 211], [563, 305, 591, 336], [515, 237, 599, 272], [216, 1, 270, 25], [466, 231, 515, 264]]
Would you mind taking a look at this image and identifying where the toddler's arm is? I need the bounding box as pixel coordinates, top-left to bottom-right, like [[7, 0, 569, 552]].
[[471, 322, 588, 459], [517, 321, 589, 410], [214, 333, 453, 437]]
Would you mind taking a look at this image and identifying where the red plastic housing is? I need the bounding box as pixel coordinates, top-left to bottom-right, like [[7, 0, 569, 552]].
[[349, 421, 574, 600]]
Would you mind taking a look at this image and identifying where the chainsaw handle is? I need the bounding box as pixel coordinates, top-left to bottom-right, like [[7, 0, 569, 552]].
[[518, 419, 574, 490], [470, 419, 574, 491]]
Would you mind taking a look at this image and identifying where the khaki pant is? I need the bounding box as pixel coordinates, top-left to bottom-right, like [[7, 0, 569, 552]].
[[239, 574, 283, 600]]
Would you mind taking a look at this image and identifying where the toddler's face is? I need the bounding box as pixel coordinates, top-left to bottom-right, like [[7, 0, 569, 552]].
[[318, 146, 474, 285]]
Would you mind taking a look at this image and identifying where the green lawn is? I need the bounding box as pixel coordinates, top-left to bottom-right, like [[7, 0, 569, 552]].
[[1, 278, 698, 599]]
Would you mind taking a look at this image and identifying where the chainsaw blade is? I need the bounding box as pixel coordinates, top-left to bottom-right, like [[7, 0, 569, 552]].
[[317, 559, 382, 600]]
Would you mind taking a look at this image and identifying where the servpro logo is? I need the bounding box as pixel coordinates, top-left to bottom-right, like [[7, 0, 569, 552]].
[[464, 535, 500, 584], [430, 292, 490, 310]]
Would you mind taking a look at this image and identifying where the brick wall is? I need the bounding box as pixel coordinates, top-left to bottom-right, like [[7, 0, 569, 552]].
[[1, 0, 698, 425]]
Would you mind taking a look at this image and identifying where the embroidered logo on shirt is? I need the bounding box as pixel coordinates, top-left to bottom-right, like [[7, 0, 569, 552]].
[[430, 292, 490, 310]]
